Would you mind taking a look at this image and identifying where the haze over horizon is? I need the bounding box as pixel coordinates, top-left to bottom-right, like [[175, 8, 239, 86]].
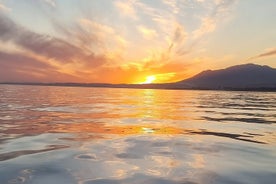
[[0, 0, 275, 84]]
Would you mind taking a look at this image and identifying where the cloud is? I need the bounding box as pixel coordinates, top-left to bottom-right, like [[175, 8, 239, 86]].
[[192, 17, 216, 39], [170, 23, 188, 55], [114, 0, 137, 19], [137, 25, 158, 39], [54, 17, 127, 55], [0, 3, 11, 12], [162, 0, 179, 14], [0, 51, 79, 82], [248, 48, 276, 60], [119, 0, 237, 60], [42, 0, 56, 8], [172, 24, 186, 43], [257, 49, 276, 58], [0, 13, 108, 68], [113, 0, 191, 59], [77, 18, 116, 50], [0, 1, 243, 83], [115, 0, 190, 59], [192, 0, 237, 39], [0, 13, 81, 62], [0, 12, 119, 82]]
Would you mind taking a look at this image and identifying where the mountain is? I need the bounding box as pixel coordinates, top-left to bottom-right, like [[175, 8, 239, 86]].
[[175, 63, 276, 90]]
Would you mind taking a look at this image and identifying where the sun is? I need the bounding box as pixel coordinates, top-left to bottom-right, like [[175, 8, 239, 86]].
[[141, 75, 156, 84]]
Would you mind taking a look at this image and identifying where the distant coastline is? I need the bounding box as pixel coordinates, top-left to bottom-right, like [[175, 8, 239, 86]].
[[1, 82, 276, 92], [1, 63, 276, 92]]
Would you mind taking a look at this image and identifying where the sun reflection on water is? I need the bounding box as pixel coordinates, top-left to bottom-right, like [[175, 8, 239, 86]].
[[0, 86, 276, 184]]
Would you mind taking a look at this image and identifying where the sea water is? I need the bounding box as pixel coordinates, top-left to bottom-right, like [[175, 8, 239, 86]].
[[0, 85, 275, 184]]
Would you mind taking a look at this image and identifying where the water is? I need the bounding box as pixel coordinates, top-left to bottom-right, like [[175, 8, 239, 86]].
[[0, 85, 275, 184]]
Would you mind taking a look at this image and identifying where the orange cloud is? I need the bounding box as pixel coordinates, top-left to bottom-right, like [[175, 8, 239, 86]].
[[114, 0, 137, 19], [138, 25, 158, 39], [0, 1, 240, 84]]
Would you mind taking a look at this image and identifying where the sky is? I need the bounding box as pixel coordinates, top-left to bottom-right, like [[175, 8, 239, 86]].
[[0, 0, 275, 84]]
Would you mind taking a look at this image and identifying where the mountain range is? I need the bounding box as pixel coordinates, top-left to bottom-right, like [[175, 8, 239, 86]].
[[1, 63, 276, 91]]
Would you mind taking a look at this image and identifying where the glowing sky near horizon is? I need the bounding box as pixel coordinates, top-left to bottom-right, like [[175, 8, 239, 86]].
[[0, 0, 275, 83]]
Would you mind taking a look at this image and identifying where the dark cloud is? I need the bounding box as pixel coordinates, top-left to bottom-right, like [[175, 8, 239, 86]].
[[0, 12, 111, 82], [0, 13, 107, 67], [0, 51, 80, 82], [248, 48, 276, 60], [0, 51, 55, 69], [173, 25, 186, 43], [168, 24, 186, 54], [255, 49, 276, 58], [0, 13, 18, 41], [17, 33, 82, 62], [0, 13, 82, 62]]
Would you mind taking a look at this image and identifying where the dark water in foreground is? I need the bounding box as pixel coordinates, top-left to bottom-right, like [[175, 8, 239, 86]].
[[0, 85, 275, 184]]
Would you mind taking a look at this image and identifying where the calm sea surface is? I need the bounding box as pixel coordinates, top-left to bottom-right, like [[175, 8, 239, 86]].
[[0, 85, 275, 184]]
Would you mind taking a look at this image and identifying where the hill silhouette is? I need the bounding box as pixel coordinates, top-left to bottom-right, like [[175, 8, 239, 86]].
[[175, 63, 276, 90]]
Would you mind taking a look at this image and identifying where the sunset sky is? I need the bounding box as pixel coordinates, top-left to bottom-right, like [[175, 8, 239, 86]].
[[0, 0, 275, 84]]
